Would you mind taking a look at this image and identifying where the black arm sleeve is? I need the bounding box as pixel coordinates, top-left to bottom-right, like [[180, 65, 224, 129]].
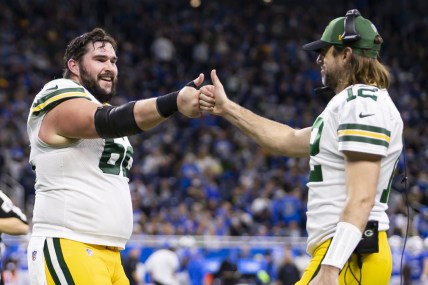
[[94, 101, 142, 139]]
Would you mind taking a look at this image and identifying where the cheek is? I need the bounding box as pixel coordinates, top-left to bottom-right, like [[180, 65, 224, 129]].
[[84, 65, 100, 77], [325, 58, 338, 71]]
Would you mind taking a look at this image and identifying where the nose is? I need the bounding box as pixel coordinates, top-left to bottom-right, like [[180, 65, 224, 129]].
[[103, 60, 117, 75], [105, 60, 115, 70]]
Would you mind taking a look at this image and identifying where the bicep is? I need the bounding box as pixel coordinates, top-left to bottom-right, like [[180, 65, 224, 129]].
[[344, 151, 382, 195], [40, 98, 101, 145], [276, 127, 311, 157], [342, 151, 382, 226]]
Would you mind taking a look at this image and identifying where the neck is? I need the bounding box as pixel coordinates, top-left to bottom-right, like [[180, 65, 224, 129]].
[[68, 75, 81, 85]]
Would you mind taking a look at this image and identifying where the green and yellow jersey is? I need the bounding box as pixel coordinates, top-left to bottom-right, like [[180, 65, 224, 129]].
[[306, 84, 403, 255], [27, 78, 133, 249]]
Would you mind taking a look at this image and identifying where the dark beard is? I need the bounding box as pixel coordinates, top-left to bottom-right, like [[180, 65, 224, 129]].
[[323, 70, 338, 92], [79, 64, 117, 103]]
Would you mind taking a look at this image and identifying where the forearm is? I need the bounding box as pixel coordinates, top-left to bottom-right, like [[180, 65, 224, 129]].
[[341, 196, 373, 231], [133, 98, 168, 131], [223, 100, 310, 157], [340, 180, 375, 232], [0, 218, 29, 235], [133, 84, 200, 130]]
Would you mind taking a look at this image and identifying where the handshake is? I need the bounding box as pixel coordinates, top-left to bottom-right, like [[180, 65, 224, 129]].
[[176, 69, 227, 118]]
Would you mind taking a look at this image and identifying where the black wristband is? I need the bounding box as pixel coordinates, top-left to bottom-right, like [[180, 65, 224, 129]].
[[156, 91, 179, 117]]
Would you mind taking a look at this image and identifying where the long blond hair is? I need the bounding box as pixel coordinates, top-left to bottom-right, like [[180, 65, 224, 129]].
[[344, 55, 391, 89], [333, 35, 391, 89]]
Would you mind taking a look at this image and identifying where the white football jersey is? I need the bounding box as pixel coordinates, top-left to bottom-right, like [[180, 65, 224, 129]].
[[305, 84, 403, 255], [27, 78, 134, 248]]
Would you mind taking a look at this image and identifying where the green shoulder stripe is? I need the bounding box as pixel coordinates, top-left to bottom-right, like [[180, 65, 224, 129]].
[[32, 88, 89, 116]]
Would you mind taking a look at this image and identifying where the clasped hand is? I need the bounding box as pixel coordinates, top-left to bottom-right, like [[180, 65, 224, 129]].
[[178, 69, 229, 117], [177, 73, 204, 118]]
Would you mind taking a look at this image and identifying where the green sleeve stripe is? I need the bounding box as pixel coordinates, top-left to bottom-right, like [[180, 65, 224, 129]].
[[32, 87, 86, 111], [338, 123, 391, 136], [33, 87, 85, 106], [339, 135, 389, 147], [32, 96, 90, 116], [32, 89, 90, 116]]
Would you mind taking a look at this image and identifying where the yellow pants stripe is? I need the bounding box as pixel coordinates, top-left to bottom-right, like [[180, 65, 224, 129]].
[[44, 238, 75, 284], [43, 238, 129, 285]]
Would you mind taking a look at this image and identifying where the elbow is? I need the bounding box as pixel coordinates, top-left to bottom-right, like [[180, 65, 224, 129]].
[[353, 198, 375, 217], [343, 196, 375, 219], [358, 194, 374, 206], [361, 196, 375, 212], [360, 202, 375, 220]]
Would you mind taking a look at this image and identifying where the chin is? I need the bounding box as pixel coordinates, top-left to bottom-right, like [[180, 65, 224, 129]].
[[103, 87, 112, 94], [100, 83, 112, 91], [101, 86, 115, 96]]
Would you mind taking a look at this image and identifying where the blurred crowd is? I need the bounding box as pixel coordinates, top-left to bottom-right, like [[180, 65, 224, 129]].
[[0, 0, 428, 242]]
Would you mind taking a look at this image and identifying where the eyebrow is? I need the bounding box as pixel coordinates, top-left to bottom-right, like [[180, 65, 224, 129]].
[[93, 54, 118, 61]]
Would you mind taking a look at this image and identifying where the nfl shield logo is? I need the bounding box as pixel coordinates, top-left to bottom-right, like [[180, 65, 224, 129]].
[[32, 251, 37, 261], [86, 248, 93, 256]]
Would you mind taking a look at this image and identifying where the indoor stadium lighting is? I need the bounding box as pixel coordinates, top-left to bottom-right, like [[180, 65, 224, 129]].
[[190, 0, 201, 8]]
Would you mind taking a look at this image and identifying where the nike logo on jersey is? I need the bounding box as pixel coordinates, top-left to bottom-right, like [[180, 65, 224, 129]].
[[359, 112, 375, 118], [45, 84, 58, 91]]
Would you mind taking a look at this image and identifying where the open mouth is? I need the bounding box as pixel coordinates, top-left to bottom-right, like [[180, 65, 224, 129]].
[[99, 74, 114, 83]]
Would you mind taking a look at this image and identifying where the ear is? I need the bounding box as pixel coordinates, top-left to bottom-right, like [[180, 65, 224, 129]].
[[67, 59, 80, 77], [343, 47, 353, 61]]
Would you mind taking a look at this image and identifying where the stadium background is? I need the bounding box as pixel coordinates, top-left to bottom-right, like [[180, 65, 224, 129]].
[[0, 0, 427, 284]]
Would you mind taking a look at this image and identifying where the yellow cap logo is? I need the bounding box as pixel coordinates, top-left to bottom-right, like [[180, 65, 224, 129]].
[[338, 34, 343, 41]]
